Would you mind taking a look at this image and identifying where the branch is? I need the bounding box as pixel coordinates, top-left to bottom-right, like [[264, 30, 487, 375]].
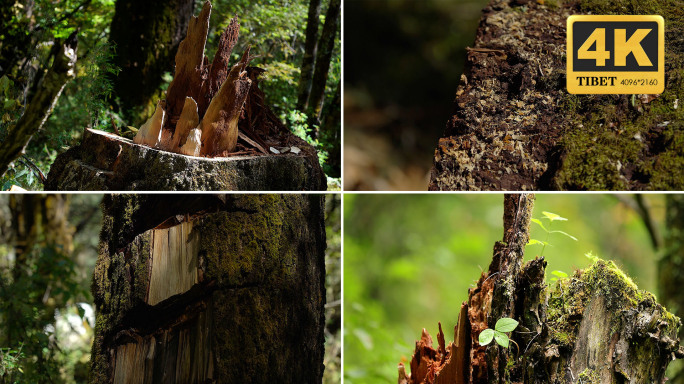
[[0, 32, 78, 178], [612, 194, 661, 250]]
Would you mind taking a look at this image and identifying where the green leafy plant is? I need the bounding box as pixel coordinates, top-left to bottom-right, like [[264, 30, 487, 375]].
[[0, 345, 24, 376], [550, 270, 568, 284], [528, 211, 578, 257], [478, 317, 519, 349]]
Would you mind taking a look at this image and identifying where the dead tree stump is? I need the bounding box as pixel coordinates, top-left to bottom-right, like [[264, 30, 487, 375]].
[[46, 1, 326, 191], [400, 194, 684, 384], [90, 194, 326, 383], [429, 0, 684, 191]]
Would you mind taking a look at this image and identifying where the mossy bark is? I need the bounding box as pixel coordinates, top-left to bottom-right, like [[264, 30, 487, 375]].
[[401, 194, 683, 384], [45, 129, 327, 191], [90, 194, 326, 383], [429, 0, 684, 191]]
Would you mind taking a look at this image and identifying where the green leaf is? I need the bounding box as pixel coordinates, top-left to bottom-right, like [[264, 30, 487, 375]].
[[530, 218, 548, 232], [527, 239, 548, 246], [478, 328, 495, 345], [495, 317, 519, 333], [551, 270, 568, 278], [542, 211, 567, 222], [549, 230, 578, 241], [494, 331, 509, 348]]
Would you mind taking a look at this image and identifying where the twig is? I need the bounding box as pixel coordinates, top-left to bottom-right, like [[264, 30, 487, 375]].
[[19, 155, 46, 185]]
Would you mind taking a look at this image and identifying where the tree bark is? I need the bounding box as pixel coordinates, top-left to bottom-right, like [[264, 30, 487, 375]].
[[319, 80, 341, 177], [401, 194, 683, 384], [109, 0, 195, 123], [296, 0, 323, 111], [659, 195, 684, 383], [306, 0, 340, 119], [0, 33, 78, 178], [90, 194, 326, 383]]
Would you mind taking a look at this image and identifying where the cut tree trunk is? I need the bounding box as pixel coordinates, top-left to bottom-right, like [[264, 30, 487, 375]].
[[44, 128, 325, 191], [429, 0, 684, 191], [400, 194, 684, 384], [90, 194, 327, 383]]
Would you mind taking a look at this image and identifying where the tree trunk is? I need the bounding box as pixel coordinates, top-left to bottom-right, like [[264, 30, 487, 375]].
[[319, 79, 341, 178], [306, 0, 340, 120], [0, 33, 78, 178], [296, 0, 323, 111], [429, 0, 684, 191], [400, 194, 683, 384], [90, 194, 326, 383], [109, 0, 195, 123], [659, 195, 684, 383]]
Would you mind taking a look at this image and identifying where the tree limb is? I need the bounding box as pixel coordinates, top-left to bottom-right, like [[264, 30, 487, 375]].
[[0, 32, 78, 179]]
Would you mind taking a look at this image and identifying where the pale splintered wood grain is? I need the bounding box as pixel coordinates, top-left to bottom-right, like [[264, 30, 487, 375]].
[[147, 221, 199, 305]]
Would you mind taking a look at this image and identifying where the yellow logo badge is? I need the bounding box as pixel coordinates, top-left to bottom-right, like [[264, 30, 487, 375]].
[[567, 15, 664, 94]]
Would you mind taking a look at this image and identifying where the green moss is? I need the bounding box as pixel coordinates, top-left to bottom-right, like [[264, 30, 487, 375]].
[[547, 258, 676, 348], [578, 368, 600, 383], [556, 0, 684, 190]]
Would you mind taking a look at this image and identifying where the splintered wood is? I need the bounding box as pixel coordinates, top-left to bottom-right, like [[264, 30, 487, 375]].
[[112, 308, 214, 384], [147, 221, 199, 306], [133, 0, 290, 158]]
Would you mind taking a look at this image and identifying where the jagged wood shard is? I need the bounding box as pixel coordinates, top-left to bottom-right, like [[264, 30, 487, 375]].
[[180, 127, 202, 157], [198, 16, 240, 118], [133, 100, 165, 147], [164, 0, 211, 132], [167, 96, 200, 151], [199, 49, 252, 156]]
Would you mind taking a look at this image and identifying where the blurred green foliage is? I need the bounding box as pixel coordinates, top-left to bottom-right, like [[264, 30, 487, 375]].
[[324, 194, 341, 383], [344, 194, 662, 382]]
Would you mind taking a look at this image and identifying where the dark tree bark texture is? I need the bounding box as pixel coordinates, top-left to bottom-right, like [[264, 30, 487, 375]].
[[0, 33, 78, 179], [429, 0, 684, 191], [306, 0, 340, 119], [90, 194, 326, 383], [400, 194, 684, 384], [296, 0, 323, 111], [109, 0, 195, 122]]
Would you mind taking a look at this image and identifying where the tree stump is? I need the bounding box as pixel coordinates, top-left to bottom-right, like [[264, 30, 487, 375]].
[[429, 0, 684, 191], [46, 0, 327, 191], [90, 194, 326, 383], [45, 129, 325, 191], [400, 194, 684, 384]]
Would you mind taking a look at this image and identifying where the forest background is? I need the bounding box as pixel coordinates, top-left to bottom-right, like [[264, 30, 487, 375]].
[[0, 0, 341, 190]]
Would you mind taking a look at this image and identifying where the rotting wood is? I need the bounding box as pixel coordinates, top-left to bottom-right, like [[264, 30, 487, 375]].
[[399, 193, 684, 384], [166, 97, 199, 151]]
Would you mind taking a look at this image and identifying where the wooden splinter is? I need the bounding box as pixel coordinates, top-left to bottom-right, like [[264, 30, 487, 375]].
[[199, 48, 252, 156], [167, 97, 200, 151], [133, 100, 166, 147], [180, 128, 202, 157]]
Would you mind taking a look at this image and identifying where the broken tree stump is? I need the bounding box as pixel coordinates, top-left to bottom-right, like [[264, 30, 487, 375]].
[[45, 128, 325, 191], [400, 194, 683, 384], [429, 0, 684, 191], [90, 194, 327, 383], [46, 0, 326, 191]]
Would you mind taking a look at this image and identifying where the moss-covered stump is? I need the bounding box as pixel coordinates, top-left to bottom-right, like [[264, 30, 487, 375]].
[[91, 194, 326, 383], [45, 129, 326, 191], [429, 0, 684, 191], [401, 194, 683, 384]]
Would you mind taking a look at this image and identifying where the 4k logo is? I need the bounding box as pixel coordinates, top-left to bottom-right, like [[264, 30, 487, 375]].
[[567, 15, 664, 94]]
